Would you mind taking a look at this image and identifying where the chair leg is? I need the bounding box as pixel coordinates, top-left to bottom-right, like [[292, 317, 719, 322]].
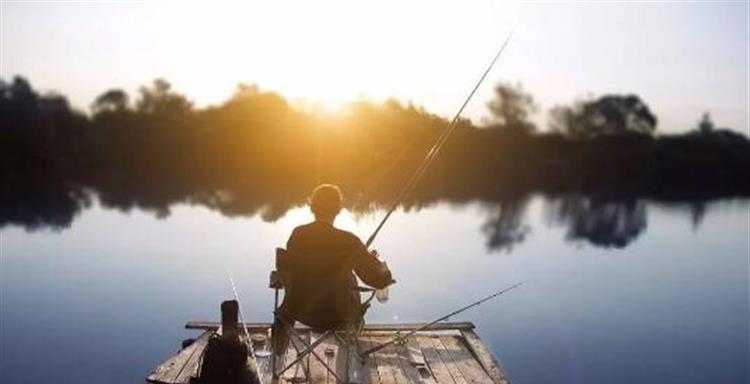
[[272, 316, 366, 384], [310, 332, 346, 384], [282, 330, 346, 384], [332, 329, 366, 384], [272, 289, 279, 378], [306, 333, 311, 383], [273, 316, 311, 381], [286, 332, 312, 381], [333, 332, 365, 363]]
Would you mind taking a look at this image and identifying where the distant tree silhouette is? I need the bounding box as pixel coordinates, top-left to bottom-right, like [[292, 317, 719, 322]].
[[1, 76, 40, 120], [696, 112, 715, 134], [91, 89, 129, 116], [550, 95, 657, 137], [0, 75, 83, 129], [232, 83, 261, 99], [1, 75, 749, 247], [486, 82, 537, 134], [135, 78, 192, 115]]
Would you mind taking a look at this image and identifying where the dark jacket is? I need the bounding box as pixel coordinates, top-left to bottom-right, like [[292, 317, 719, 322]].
[[279, 221, 392, 329]]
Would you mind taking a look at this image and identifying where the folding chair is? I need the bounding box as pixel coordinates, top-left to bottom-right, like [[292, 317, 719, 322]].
[[269, 247, 376, 383]]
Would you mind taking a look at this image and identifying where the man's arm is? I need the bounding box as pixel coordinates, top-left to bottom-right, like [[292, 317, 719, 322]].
[[350, 236, 393, 289]]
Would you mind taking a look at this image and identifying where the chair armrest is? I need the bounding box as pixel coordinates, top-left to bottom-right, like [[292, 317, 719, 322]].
[[269, 270, 283, 289], [353, 286, 376, 292]]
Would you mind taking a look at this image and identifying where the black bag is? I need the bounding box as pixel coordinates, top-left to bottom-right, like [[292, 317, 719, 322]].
[[193, 334, 255, 384]]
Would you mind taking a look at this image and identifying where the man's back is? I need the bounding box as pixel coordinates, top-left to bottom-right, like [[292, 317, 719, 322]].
[[281, 221, 391, 329]]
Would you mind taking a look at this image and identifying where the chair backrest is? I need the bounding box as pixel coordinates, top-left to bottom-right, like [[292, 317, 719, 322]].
[[269, 248, 289, 290], [270, 247, 362, 331]]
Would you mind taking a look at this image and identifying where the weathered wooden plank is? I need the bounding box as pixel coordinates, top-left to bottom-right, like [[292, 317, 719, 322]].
[[359, 336, 382, 384], [406, 338, 437, 384], [366, 335, 394, 384], [405, 340, 426, 367], [438, 336, 492, 384], [396, 338, 436, 384], [148, 331, 212, 384], [374, 336, 398, 384], [459, 330, 510, 384], [430, 336, 468, 384], [173, 343, 207, 384], [309, 333, 331, 384], [325, 336, 342, 384], [328, 335, 369, 384], [385, 343, 411, 384], [372, 339, 400, 384], [186, 322, 475, 332], [152, 323, 509, 384], [420, 336, 457, 384], [243, 332, 271, 384]]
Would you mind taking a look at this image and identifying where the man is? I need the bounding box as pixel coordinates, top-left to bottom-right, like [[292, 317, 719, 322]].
[[273, 184, 393, 351]]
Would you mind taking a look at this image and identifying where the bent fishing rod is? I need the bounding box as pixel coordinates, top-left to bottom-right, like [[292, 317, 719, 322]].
[[361, 282, 523, 356], [365, 32, 513, 248]]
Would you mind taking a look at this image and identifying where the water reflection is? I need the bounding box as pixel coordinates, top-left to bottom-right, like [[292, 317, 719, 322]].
[[689, 201, 707, 230], [481, 197, 531, 252], [546, 196, 647, 248], [1, 177, 733, 252], [0, 181, 90, 231]]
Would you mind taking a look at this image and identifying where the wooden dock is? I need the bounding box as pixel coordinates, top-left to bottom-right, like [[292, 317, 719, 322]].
[[147, 322, 511, 384]]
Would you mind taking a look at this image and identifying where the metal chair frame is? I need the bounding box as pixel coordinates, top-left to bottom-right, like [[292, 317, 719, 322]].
[[270, 248, 375, 384]]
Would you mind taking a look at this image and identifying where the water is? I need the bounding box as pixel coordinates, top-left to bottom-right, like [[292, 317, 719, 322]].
[[1, 196, 748, 384]]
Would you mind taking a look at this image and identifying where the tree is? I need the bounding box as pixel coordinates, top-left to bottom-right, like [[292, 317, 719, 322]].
[[232, 83, 261, 100], [696, 112, 714, 134], [486, 82, 537, 133], [135, 78, 192, 115], [0, 76, 40, 116], [549, 94, 657, 137], [91, 89, 129, 116]]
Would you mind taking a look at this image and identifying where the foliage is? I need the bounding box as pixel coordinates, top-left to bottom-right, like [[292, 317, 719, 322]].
[[696, 112, 715, 134], [550, 94, 657, 138], [135, 78, 192, 115], [1, 76, 748, 233], [91, 89, 129, 116], [486, 82, 537, 134]]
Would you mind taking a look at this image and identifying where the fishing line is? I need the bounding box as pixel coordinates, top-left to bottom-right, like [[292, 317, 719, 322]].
[[362, 281, 523, 355], [365, 32, 513, 248], [226, 268, 265, 384]]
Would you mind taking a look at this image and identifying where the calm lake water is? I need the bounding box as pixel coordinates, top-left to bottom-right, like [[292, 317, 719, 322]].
[[1, 196, 748, 384]]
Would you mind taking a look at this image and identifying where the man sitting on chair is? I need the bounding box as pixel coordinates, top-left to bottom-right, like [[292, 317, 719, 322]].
[[273, 184, 394, 354]]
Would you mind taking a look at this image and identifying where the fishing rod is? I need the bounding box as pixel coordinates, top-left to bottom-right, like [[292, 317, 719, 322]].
[[361, 282, 523, 356], [365, 32, 513, 248]]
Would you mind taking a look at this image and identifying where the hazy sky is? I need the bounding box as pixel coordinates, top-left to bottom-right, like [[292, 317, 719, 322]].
[[1, 1, 748, 134]]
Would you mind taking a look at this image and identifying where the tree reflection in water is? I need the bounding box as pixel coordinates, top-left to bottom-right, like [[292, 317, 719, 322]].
[[480, 197, 531, 253], [546, 196, 647, 248], [3, 178, 710, 252]]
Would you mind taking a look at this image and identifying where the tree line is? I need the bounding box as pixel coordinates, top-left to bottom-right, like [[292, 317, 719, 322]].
[[1, 76, 748, 231]]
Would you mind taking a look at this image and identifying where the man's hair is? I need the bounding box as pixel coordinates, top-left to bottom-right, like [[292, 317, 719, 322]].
[[309, 184, 343, 218]]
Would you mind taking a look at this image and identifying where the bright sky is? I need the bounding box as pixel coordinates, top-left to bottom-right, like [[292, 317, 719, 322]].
[[1, 1, 748, 134]]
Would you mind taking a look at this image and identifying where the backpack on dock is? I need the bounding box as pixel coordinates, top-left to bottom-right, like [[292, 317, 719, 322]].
[[191, 301, 258, 384]]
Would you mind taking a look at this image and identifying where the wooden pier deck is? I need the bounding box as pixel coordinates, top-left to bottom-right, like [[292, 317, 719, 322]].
[[147, 322, 510, 384]]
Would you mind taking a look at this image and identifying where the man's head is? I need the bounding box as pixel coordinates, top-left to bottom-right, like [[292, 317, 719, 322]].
[[309, 184, 343, 221]]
